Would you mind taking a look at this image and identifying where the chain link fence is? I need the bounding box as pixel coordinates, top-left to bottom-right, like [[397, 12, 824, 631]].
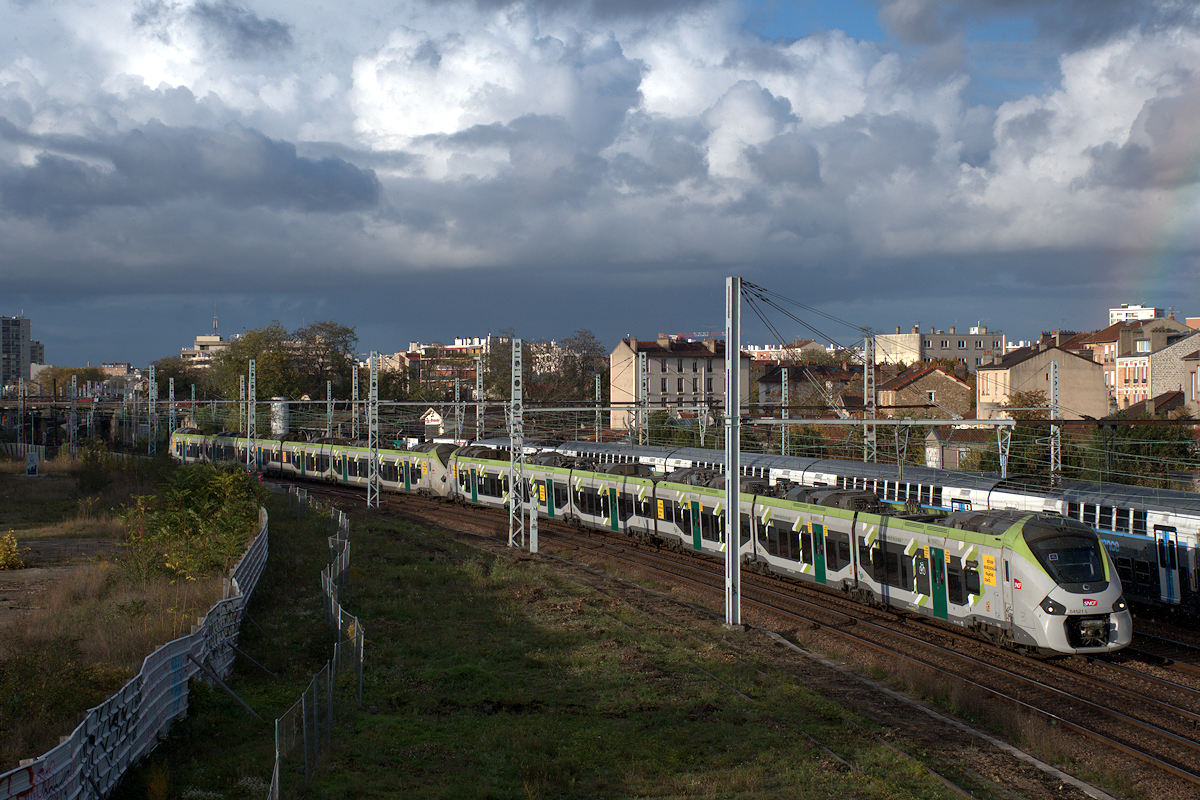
[[268, 489, 363, 799]]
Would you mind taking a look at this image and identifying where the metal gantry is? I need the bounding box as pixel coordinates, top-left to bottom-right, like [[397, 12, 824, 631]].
[[147, 365, 157, 455], [724, 276, 741, 627], [1050, 359, 1061, 483], [326, 380, 333, 439], [475, 357, 484, 441], [17, 379, 24, 445], [69, 375, 78, 458], [367, 352, 379, 509], [454, 377, 462, 441], [352, 363, 359, 439], [780, 366, 789, 456], [169, 378, 176, 435], [863, 333, 877, 463], [508, 338, 525, 548], [594, 373, 601, 442], [247, 360, 257, 470], [638, 351, 648, 446]]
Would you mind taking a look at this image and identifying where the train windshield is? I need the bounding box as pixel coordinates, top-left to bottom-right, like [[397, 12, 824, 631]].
[[1026, 533, 1107, 591]]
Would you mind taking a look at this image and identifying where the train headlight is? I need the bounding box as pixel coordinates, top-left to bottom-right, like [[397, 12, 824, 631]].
[[1039, 596, 1066, 615], [1112, 595, 1128, 613]]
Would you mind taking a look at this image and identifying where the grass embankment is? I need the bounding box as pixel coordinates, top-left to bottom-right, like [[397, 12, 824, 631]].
[[119, 505, 975, 799], [0, 449, 262, 770], [112, 493, 339, 799]]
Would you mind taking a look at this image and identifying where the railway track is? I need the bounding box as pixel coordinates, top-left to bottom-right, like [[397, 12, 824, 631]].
[[277, 479, 1199, 797]]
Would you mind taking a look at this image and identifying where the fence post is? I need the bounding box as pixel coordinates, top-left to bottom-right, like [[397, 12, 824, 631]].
[[357, 624, 364, 706], [302, 689, 310, 785], [327, 660, 334, 748]]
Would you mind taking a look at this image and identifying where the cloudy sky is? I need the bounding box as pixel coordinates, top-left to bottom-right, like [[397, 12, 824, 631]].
[[3, 0, 1199, 367]]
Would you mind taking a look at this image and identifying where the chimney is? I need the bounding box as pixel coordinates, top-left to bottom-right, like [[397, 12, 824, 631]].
[[706, 338, 719, 353], [657, 334, 671, 347], [629, 337, 638, 352], [912, 324, 919, 334], [895, 325, 901, 334], [949, 326, 956, 334]]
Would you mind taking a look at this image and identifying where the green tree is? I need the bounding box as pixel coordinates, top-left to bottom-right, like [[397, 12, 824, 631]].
[[293, 321, 358, 397], [208, 322, 297, 399]]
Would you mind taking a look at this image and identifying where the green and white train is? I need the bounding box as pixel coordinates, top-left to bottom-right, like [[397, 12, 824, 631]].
[[171, 430, 1132, 655]]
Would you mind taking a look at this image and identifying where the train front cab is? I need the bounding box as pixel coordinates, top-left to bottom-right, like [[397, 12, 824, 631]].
[[1009, 517, 1132, 654]]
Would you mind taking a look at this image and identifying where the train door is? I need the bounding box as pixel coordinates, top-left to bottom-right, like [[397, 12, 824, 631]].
[[403, 461, 411, 492], [1001, 558, 1014, 629], [1154, 526, 1181, 605], [929, 546, 949, 620], [469, 469, 478, 503], [341, 455, 349, 483], [608, 487, 619, 531], [543, 479, 556, 518], [689, 500, 702, 551], [811, 522, 827, 585]]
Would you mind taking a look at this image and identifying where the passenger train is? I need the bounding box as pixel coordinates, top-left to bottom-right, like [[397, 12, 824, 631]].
[[556, 441, 1200, 617], [171, 429, 1132, 656]]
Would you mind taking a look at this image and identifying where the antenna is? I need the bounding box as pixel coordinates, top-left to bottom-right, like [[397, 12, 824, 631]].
[[212, 305, 219, 336]]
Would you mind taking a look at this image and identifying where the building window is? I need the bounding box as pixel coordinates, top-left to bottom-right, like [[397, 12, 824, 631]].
[[922, 338, 930, 347], [661, 360, 667, 372], [926, 391, 936, 402], [941, 340, 949, 348], [692, 378, 698, 392], [677, 378, 683, 392], [677, 358, 684, 371], [692, 360, 698, 372], [975, 339, 982, 348], [661, 378, 667, 393], [706, 359, 713, 372], [706, 377, 713, 392], [957, 340, 966, 349]]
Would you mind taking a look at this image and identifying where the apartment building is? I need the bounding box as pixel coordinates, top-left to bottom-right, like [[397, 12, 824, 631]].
[[609, 336, 750, 430], [1115, 330, 1200, 410], [1, 315, 33, 389], [874, 324, 1004, 373], [976, 344, 1108, 420]]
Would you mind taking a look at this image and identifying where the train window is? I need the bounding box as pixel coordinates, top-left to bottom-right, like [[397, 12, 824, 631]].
[[919, 485, 931, 505], [574, 487, 602, 516], [1098, 507, 1114, 530], [1067, 502, 1080, 521], [801, 527, 813, 564], [677, 503, 691, 536], [382, 462, 398, 482], [1133, 510, 1147, 536], [885, 481, 896, 502], [931, 487, 942, 507], [1082, 505, 1096, 526], [837, 476, 847, 490], [760, 522, 800, 561], [1114, 507, 1130, 533], [619, 492, 634, 520], [825, 531, 851, 571], [739, 513, 752, 547], [700, 510, 722, 543]]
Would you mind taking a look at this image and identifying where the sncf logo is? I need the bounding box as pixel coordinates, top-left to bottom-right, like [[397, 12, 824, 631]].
[[1013, 579, 1022, 590], [1083, 598, 1098, 607]]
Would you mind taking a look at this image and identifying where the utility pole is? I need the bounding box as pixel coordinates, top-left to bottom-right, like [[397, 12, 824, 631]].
[[367, 353, 379, 508], [239, 375, 246, 434], [169, 378, 176, 436], [780, 366, 789, 456], [16, 379, 23, 446], [724, 276, 741, 627], [247, 360, 256, 469], [863, 333, 877, 463], [508, 338, 524, 548]]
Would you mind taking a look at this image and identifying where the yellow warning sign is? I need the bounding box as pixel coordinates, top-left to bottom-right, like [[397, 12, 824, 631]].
[[656, 499, 665, 519], [982, 554, 996, 587], [539, 483, 546, 503]]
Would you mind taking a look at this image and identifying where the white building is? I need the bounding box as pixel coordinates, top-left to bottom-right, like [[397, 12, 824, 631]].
[[1109, 303, 1165, 325]]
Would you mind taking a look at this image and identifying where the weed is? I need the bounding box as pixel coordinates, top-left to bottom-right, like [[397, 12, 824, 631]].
[[0, 533, 24, 570]]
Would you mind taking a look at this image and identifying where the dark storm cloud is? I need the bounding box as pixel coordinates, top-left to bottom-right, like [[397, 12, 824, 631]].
[[1083, 85, 1200, 189], [819, 113, 939, 182], [876, 0, 1196, 48], [0, 120, 380, 218], [190, 1, 294, 57]]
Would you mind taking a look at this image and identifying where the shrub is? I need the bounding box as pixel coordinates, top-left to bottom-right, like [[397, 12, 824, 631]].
[[0, 532, 24, 570]]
